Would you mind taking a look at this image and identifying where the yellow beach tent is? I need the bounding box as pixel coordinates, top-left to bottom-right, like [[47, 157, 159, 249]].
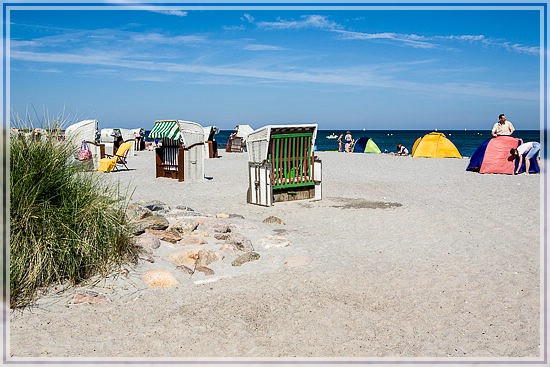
[[411, 132, 462, 158]]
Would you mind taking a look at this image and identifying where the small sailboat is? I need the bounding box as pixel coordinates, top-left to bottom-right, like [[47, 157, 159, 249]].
[[326, 133, 338, 139]]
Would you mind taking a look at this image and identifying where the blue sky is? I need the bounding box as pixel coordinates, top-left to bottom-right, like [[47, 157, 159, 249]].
[[7, 3, 544, 130]]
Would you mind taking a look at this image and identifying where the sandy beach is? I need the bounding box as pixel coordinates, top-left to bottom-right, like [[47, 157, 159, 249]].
[[8, 149, 544, 363]]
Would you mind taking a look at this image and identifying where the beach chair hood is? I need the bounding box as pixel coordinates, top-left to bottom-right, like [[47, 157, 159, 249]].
[[411, 132, 462, 158], [235, 124, 254, 140], [246, 124, 318, 163], [148, 120, 205, 147], [65, 119, 98, 144]]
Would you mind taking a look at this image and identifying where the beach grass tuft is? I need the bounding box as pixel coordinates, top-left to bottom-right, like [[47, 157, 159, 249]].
[[9, 117, 139, 308]]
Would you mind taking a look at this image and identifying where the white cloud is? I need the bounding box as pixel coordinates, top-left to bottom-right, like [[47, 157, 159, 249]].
[[131, 33, 206, 44], [256, 15, 340, 31], [505, 43, 539, 55], [335, 30, 436, 49], [223, 25, 246, 31], [10, 48, 537, 101], [244, 44, 285, 51], [150, 10, 188, 17], [242, 14, 254, 23]]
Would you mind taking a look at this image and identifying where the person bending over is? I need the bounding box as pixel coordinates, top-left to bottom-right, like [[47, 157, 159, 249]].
[[510, 140, 540, 174]]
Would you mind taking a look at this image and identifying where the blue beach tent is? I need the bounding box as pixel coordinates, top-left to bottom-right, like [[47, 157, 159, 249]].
[[352, 136, 381, 154]]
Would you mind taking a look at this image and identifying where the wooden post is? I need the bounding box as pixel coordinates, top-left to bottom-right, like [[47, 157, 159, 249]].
[[178, 143, 184, 182], [155, 148, 163, 178], [98, 144, 105, 159]]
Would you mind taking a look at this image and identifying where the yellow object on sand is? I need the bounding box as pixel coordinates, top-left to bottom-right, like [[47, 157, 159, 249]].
[[97, 141, 133, 172], [97, 158, 117, 173], [411, 132, 462, 158]]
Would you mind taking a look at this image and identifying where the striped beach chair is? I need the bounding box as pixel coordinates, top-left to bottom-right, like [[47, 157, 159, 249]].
[[246, 124, 322, 206]]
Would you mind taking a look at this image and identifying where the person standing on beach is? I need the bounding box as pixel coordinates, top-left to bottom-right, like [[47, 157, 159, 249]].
[[510, 139, 541, 174], [344, 131, 354, 152], [134, 129, 141, 151], [491, 114, 515, 137], [337, 133, 343, 152]]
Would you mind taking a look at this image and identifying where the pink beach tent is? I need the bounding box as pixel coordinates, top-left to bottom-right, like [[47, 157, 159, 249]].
[[466, 135, 520, 174]]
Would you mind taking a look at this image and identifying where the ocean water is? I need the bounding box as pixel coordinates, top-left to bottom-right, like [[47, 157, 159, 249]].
[[145, 129, 542, 158]]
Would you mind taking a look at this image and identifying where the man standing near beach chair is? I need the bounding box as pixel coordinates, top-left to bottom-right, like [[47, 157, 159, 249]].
[[491, 113, 515, 137], [510, 139, 541, 174]]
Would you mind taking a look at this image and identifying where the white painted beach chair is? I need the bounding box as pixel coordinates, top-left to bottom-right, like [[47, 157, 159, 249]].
[[64, 119, 104, 169], [246, 124, 322, 206]]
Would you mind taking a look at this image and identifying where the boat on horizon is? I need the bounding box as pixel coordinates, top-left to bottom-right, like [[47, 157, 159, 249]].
[[326, 133, 338, 139]]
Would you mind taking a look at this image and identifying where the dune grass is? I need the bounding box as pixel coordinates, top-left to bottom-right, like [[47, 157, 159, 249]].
[[9, 122, 138, 308]]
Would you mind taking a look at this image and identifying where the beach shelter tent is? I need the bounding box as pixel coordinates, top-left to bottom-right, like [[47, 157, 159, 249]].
[[466, 135, 539, 174], [246, 124, 321, 206], [411, 132, 462, 158], [64, 119, 104, 169], [352, 136, 381, 154], [148, 120, 205, 182]]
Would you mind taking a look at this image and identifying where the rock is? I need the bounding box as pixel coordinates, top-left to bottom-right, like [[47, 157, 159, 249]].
[[178, 236, 208, 246], [119, 267, 130, 277], [196, 248, 224, 268], [131, 214, 169, 235], [195, 266, 215, 276], [70, 291, 110, 305], [144, 229, 183, 244], [142, 200, 169, 212], [174, 205, 196, 212], [214, 233, 231, 241], [212, 224, 232, 233], [228, 233, 254, 252], [260, 235, 291, 249], [229, 213, 245, 219], [176, 264, 194, 275], [231, 251, 260, 266], [139, 255, 155, 263], [192, 230, 210, 238], [126, 203, 153, 221], [168, 249, 200, 268], [168, 220, 200, 236], [135, 232, 161, 250], [263, 216, 286, 225], [143, 269, 178, 287]]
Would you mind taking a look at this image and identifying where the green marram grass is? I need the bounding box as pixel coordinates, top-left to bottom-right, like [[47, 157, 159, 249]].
[[9, 122, 139, 308]]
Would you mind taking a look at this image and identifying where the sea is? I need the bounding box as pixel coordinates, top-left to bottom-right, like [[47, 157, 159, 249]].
[[144, 129, 543, 158]]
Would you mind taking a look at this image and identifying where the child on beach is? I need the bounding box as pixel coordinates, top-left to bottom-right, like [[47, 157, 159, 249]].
[[396, 143, 409, 155]]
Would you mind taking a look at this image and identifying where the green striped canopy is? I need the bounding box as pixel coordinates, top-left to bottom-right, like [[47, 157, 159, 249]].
[[148, 120, 183, 141]]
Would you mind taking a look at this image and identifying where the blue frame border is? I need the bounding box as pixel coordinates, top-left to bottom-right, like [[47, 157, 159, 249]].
[[2, 2, 548, 366]]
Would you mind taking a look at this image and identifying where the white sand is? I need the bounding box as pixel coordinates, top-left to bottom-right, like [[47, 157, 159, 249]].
[[8, 149, 544, 363]]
